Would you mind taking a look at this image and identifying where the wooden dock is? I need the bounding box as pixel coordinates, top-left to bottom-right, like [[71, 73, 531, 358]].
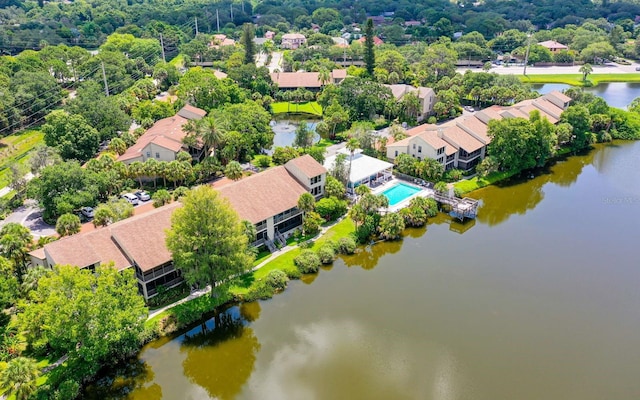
[[433, 193, 479, 221]]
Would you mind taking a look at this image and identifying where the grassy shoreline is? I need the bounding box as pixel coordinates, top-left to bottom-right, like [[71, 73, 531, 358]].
[[271, 101, 323, 116], [520, 73, 640, 86]]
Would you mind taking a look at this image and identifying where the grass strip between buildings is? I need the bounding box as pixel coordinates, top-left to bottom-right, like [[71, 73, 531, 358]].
[[520, 73, 640, 87]]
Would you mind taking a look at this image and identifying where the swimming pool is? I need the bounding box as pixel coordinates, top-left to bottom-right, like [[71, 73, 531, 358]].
[[381, 183, 422, 206]]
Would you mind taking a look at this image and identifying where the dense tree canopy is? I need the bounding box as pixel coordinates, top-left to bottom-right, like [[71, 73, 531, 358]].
[[166, 186, 252, 294]]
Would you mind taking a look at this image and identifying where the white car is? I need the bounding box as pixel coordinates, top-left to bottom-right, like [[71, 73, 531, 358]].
[[80, 206, 94, 218], [122, 193, 139, 205], [135, 191, 150, 201]]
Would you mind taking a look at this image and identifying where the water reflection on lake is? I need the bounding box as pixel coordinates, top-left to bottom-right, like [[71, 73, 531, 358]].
[[86, 141, 640, 400]]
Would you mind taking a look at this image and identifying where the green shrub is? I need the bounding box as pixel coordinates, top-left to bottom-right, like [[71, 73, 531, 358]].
[[294, 249, 321, 273], [317, 244, 336, 264], [336, 236, 357, 254], [152, 189, 171, 208], [285, 268, 302, 279], [316, 196, 348, 221], [172, 186, 189, 200], [264, 269, 288, 291], [252, 155, 272, 168]]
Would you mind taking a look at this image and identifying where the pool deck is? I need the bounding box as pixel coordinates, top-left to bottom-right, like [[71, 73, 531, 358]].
[[372, 179, 434, 212]]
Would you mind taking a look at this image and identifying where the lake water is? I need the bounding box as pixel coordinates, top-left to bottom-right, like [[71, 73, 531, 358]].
[[86, 140, 640, 399], [532, 82, 640, 108], [270, 119, 320, 150]]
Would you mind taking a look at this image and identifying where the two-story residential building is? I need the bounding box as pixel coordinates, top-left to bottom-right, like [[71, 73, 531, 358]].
[[281, 33, 306, 49], [28, 156, 329, 299], [387, 91, 572, 171], [217, 155, 327, 249], [386, 84, 436, 122], [117, 105, 207, 164], [29, 203, 183, 300]]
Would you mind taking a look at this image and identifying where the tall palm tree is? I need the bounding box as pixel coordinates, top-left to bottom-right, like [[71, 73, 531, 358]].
[[318, 68, 331, 86], [0, 357, 40, 400], [345, 138, 360, 190], [144, 158, 159, 188], [128, 161, 144, 188], [297, 193, 316, 214], [198, 116, 224, 158]]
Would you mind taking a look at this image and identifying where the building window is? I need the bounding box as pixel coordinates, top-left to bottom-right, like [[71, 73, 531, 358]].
[[310, 175, 321, 185], [437, 147, 444, 155], [155, 152, 160, 158], [418, 146, 422, 153], [146, 151, 151, 158], [311, 186, 322, 196], [412, 144, 416, 149], [395, 150, 398, 157]]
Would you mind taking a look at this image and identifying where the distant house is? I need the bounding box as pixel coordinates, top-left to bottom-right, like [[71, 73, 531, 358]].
[[217, 154, 327, 249], [117, 105, 206, 164], [30, 203, 183, 300], [357, 35, 384, 46], [537, 40, 569, 53], [265, 30, 275, 40], [404, 20, 422, 27], [386, 91, 572, 171], [332, 37, 349, 47], [281, 33, 306, 49], [385, 84, 436, 122], [209, 34, 236, 48], [270, 69, 347, 90]]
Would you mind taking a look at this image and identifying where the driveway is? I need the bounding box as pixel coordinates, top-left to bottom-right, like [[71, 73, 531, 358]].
[[268, 51, 283, 73], [0, 200, 56, 237]]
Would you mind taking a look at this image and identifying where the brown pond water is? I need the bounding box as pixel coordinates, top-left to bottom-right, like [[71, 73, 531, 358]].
[[86, 141, 640, 400]]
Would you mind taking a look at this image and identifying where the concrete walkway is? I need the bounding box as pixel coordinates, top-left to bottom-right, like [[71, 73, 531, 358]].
[[146, 218, 343, 320]]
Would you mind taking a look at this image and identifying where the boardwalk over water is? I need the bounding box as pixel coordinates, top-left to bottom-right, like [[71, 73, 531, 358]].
[[433, 193, 479, 221]]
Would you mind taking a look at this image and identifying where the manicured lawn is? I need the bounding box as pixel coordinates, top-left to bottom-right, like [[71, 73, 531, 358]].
[[454, 170, 518, 195], [520, 73, 640, 87], [0, 129, 44, 188], [271, 101, 323, 116]]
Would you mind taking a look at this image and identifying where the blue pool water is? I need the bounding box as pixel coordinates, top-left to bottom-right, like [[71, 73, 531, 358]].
[[381, 183, 422, 206]]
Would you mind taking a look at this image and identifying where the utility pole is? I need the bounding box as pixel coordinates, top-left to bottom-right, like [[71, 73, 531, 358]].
[[230, 3, 233, 21], [216, 9, 220, 32], [159, 33, 166, 63], [195, 17, 199, 36], [241, 1, 245, 13], [101, 61, 109, 96], [523, 33, 532, 76]]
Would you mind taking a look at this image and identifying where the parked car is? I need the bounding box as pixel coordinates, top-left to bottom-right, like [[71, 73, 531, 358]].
[[80, 206, 94, 218], [135, 190, 150, 201], [122, 193, 139, 205]]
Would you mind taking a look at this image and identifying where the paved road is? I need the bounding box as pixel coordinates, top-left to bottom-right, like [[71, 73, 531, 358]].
[[458, 62, 640, 76], [268, 51, 283, 73], [0, 199, 56, 237]]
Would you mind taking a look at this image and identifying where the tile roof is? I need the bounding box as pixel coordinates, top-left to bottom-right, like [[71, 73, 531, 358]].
[[44, 228, 133, 271], [282, 33, 306, 40], [117, 105, 206, 162], [271, 72, 322, 88], [547, 90, 571, 104], [285, 154, 327, 178], [216, 167, 309, 224], [110, 202, 180, 272], [442, 126, 484, 153], [456, 116, 490, 143], [537, 40, 568, 49], [416, 130, 448, 150]]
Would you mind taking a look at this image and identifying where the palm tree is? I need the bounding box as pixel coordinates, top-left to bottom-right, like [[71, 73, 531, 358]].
[[241, 220, 257, 244], [0, 223, 33, 282], [579, 63, 593, 82], [318, 68, 331, 86], [0, 357, 40, 400], [144, 158, 159, 188], [297, 193, 316, 214], [345, 138, 360, 190], [198, 116, 224, 158], [166, 160, 182, 188], [128, 161, 144, 188], [224, 161, 244, 181]]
